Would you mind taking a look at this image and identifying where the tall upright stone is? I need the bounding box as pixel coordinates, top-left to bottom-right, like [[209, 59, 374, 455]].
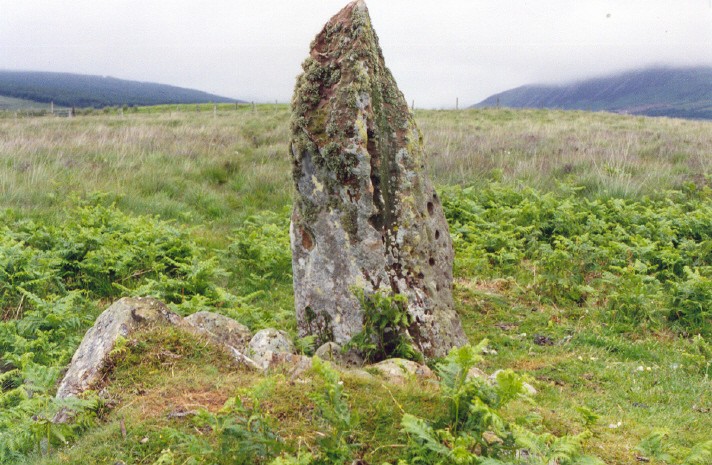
[[289, 0, 467, 358]]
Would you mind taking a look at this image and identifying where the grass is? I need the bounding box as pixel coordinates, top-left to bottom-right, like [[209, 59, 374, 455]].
[[3, 106, 712, 233], [418, 108, 712, 197], [0, 96, 62, 111], [1, 106, 711, 464]]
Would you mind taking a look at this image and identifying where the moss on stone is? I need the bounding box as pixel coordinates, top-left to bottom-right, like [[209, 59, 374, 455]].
[[340, 203, 359, 241]]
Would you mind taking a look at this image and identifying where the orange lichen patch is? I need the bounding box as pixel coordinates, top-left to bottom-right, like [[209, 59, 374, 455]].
[[301, 227, 315, 250]]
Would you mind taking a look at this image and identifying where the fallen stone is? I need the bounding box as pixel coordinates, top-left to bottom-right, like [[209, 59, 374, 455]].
[[55, 297, 181, 400], [56, 298, 263, 414], [247, 328, 296, 369], [263, 352, 313, 379], [369, 358, 434, 385], [466, 366, 488, 380], [184, 311, 252, 353], [533, 334, 554, 346], [522, 382, 538, 395], [314, 342, 364, 367], [289, 0, 466, 358], [482, 431, 504, 445]]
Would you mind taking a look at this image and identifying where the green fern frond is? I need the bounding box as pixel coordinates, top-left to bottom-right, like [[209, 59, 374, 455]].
[[400, 413, 453, 459]]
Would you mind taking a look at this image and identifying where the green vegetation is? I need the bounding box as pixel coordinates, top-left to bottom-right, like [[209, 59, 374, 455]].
[[0, 96, 60, 111], [347, 290, 421, 363], [0, 107, 710, 464]]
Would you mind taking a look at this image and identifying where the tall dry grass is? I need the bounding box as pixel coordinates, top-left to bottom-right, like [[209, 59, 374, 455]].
[[419, 108, 712, 197], [2, 105, 711, 235]]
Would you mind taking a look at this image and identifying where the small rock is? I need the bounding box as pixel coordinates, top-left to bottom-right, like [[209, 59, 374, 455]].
[[466, 366, 487, 380], [495, 322, 518, 331], [345, 368, 376, 382], [263, 352, 313, 379], [369, 358, 434, 385], [140, 437, 149, 444], [533, 334, 554, 346], [489, 369, 503, 381], [167, 410, 198, 419], [315, 342, 364, 367], [482, 431, 504, 445], [247, 329, 295, 369], [184, 311, 251, 353], [522, 382, 537, 396]]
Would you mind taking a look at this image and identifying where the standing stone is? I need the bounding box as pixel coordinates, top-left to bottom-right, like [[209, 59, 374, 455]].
[[289, 0, 466, 358]]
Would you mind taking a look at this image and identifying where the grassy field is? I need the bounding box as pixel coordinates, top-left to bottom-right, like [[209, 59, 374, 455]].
[[0, 96, 61, 111], [1, 106, 711, 464]]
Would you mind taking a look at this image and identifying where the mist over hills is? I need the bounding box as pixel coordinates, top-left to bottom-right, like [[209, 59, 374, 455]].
[[0, 70, 241, 108], [474, 66, 712, 120]]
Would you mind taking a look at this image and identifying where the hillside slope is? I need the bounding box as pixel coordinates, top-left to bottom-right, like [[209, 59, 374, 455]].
[[474, 66, 712, 119], [0, 70, 240, 108]]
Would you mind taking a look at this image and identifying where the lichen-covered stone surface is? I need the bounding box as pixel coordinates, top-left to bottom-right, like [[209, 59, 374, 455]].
[[289, 0, 466, 357], [55, 297, 181, 399], [369, 358, 435, 385], [184, 311, 252, 353], [247, 328, 296, 369], [315, 341, 364, 367], [56, 301, 261, 407]]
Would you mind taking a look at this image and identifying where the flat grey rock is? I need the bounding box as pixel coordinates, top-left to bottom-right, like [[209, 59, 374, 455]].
[[369, 358, 435, 385], [184, 311, 251, 353], [247, 328, 295, 369], [314, 342, 364, 367], [56, 297, 180, 400]]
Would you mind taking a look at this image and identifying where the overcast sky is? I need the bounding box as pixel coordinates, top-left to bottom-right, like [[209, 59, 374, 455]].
[[1, 1, 711, 108]]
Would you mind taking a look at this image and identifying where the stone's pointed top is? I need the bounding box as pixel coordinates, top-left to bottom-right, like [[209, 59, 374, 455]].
[[328, 0, 369, 27], [346, 0, 367, 10]]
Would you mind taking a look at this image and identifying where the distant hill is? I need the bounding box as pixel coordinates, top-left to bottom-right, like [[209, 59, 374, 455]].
[[0, 70, 241, 108], [474, 66, 712, 120]]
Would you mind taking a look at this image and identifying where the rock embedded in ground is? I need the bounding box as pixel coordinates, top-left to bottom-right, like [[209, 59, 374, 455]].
[[289, 0, 466, 358], [261, 352, 314, 379], [56, 299, 262, 408], [55, 297, 181, 399], [315, 341, 364, 367], [247, 328, 296, 369], [369, 358, 435, 385], [184, 311, 252, 353], [466, 366, 487, 380]]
